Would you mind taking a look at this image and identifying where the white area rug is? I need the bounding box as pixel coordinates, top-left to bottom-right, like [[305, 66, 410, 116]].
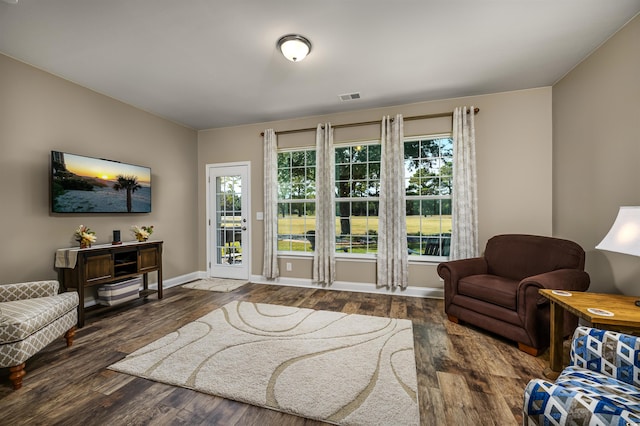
[[108, 301, 420, 425], [182, 278, 248, 292]]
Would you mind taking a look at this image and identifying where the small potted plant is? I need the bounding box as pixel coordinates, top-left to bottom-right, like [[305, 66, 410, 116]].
[[131, 225, 154, 242], [74, 225, 96, 249]]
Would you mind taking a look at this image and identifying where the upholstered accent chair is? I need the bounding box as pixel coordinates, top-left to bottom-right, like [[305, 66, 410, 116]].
[[524, 327, 640, 425], [0, 280, 78, 390], [437, 234, 590, 355]]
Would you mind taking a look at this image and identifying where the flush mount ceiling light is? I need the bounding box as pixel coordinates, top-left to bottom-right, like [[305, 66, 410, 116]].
[[277, 34, 312, 62]]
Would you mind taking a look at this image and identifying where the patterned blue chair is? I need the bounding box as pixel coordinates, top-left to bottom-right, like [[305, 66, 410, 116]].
[[523, 326, 640, 425]]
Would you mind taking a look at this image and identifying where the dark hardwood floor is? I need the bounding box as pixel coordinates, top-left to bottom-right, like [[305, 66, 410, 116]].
[[0, 283, 548, 425]]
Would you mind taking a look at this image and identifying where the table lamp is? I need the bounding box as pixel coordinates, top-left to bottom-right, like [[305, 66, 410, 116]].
[[595, 206, 640, 306]]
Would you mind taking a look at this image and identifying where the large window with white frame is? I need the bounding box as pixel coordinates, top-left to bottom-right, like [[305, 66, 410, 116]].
[[275, 134, 452, 260], [404, 135, 453, 259], [277, 149, 316, 252], [334, 142, 381, 255]]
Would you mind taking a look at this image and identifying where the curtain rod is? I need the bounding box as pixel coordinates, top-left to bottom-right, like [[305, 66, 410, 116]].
[[260, 107, 479, 137]]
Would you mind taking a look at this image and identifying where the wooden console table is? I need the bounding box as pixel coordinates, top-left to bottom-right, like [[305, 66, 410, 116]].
[[539, 289, 640, 377], [56, 240, 163, 327]]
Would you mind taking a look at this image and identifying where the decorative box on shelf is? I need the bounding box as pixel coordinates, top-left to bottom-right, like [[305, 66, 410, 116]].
[[97, 277, 141, 306]]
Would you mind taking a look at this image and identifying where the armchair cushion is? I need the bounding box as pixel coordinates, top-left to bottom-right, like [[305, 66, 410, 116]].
[[458, 274, 518, 310], [524, 327, 640, 425], [0, 292, 79, 344]]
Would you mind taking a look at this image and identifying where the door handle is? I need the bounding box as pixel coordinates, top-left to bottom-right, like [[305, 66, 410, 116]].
[[242, 226, 247, 231]]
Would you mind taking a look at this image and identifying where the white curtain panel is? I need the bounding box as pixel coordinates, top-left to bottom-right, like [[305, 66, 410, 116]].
[[262, 129, 279, 279], [451, 106, 479, 260], [313, 123, 336, 285], [377, 114, 408, 289]]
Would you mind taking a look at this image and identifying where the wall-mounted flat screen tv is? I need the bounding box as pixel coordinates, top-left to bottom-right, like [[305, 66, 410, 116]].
[[51, 151, 151, 213]]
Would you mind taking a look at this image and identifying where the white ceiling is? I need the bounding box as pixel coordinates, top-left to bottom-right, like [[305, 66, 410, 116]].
[[1, 1, 639, 130]]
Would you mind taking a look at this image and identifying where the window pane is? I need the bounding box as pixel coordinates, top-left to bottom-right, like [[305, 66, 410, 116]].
[[368, 145, 381, 161], [442, 199, 452, 215], [306, 150, 316, 166], [439, 177, 452, 195], [277, 152, 291, 168], [368, 162, 380, 180], [352, 145, 367, 162], [440, 138, 453, 157], [420, 139, 439, 158], [405, 141, 419, 159], [335, 147, 350, 164], [352, 181, 367, 197], [336, 164, 350, 180], [367, 180, 380, 196], [291, 151, 305, 167], [337, 181, 350, 197], [352, 163, 367, 179]]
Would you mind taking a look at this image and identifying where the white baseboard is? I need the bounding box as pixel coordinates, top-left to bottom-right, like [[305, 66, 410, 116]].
[[249, 274, 443, 299], [82, 271, 442, 307]]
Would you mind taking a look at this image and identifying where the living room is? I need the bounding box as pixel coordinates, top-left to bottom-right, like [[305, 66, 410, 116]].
[[1, 2, 639, 425]]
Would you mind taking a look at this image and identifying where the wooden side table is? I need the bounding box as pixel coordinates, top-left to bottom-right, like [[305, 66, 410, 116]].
[[539, 289, 640, 377], [56, 240, 163, 327]]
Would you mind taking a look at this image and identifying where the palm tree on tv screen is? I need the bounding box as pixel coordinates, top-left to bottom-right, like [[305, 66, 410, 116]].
[[114, 175, 141, 212]]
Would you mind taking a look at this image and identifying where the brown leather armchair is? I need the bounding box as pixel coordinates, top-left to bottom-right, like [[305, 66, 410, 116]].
[[437, 234, 590, 356]]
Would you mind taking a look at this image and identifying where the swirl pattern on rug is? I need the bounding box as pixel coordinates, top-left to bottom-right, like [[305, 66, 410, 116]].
[[108, 301, 420, 425]]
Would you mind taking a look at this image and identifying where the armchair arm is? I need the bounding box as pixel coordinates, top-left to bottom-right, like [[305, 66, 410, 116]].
[[517, 270, 590, 347], [518, 268, 591, 306], [570, 326, 640, 387], [518, 269, 591, 304], [437, 257, 488, 286], [438, 257, 488, 309], [0, 280, 59, 302]]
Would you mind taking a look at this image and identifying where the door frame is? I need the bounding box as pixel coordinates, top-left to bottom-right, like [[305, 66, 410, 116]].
[[205, 161, 251, 280]]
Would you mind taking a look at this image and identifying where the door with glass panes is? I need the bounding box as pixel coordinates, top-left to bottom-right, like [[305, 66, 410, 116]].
[[207, 163, 250, 280]]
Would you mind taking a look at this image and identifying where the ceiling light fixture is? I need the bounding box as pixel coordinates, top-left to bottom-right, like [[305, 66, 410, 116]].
[[277, 34, 312, 62]]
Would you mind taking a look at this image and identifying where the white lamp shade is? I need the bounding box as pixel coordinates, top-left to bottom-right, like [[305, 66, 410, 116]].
[[596, 206, 640, 256], [278, 35, 311, 62]]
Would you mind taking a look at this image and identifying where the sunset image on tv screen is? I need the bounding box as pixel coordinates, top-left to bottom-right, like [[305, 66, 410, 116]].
[[51, 151, 151, 213]]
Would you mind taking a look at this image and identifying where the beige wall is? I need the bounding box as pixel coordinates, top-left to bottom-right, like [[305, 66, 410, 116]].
[[0, 53, 199, 284], [553, 15, 640, 294], [198, 87, 553, 290], [0, 49, 557, 293]]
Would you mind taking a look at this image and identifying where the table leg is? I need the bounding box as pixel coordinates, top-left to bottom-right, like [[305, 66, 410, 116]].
[[544, 300, 564, 379]]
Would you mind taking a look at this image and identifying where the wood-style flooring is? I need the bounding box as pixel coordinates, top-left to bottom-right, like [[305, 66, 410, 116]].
[[0, 283, 548, 425]]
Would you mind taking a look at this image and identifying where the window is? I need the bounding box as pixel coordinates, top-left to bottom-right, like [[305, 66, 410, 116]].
[[277, 149, 316, 252], [404, 135, 452, 258], [335, 142, 381, 255], [275, 135, 452, 259]]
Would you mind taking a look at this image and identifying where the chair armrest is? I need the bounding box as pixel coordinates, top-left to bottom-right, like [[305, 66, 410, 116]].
[[518, 269, 590, 305], [437, 257, 488, 285], [570, 326, 640, 387], [0, 280, 59, 302], [438, 258, 488, 308]]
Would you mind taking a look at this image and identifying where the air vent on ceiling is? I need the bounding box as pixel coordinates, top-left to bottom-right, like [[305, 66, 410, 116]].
[[339, 92, 361, 101]]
